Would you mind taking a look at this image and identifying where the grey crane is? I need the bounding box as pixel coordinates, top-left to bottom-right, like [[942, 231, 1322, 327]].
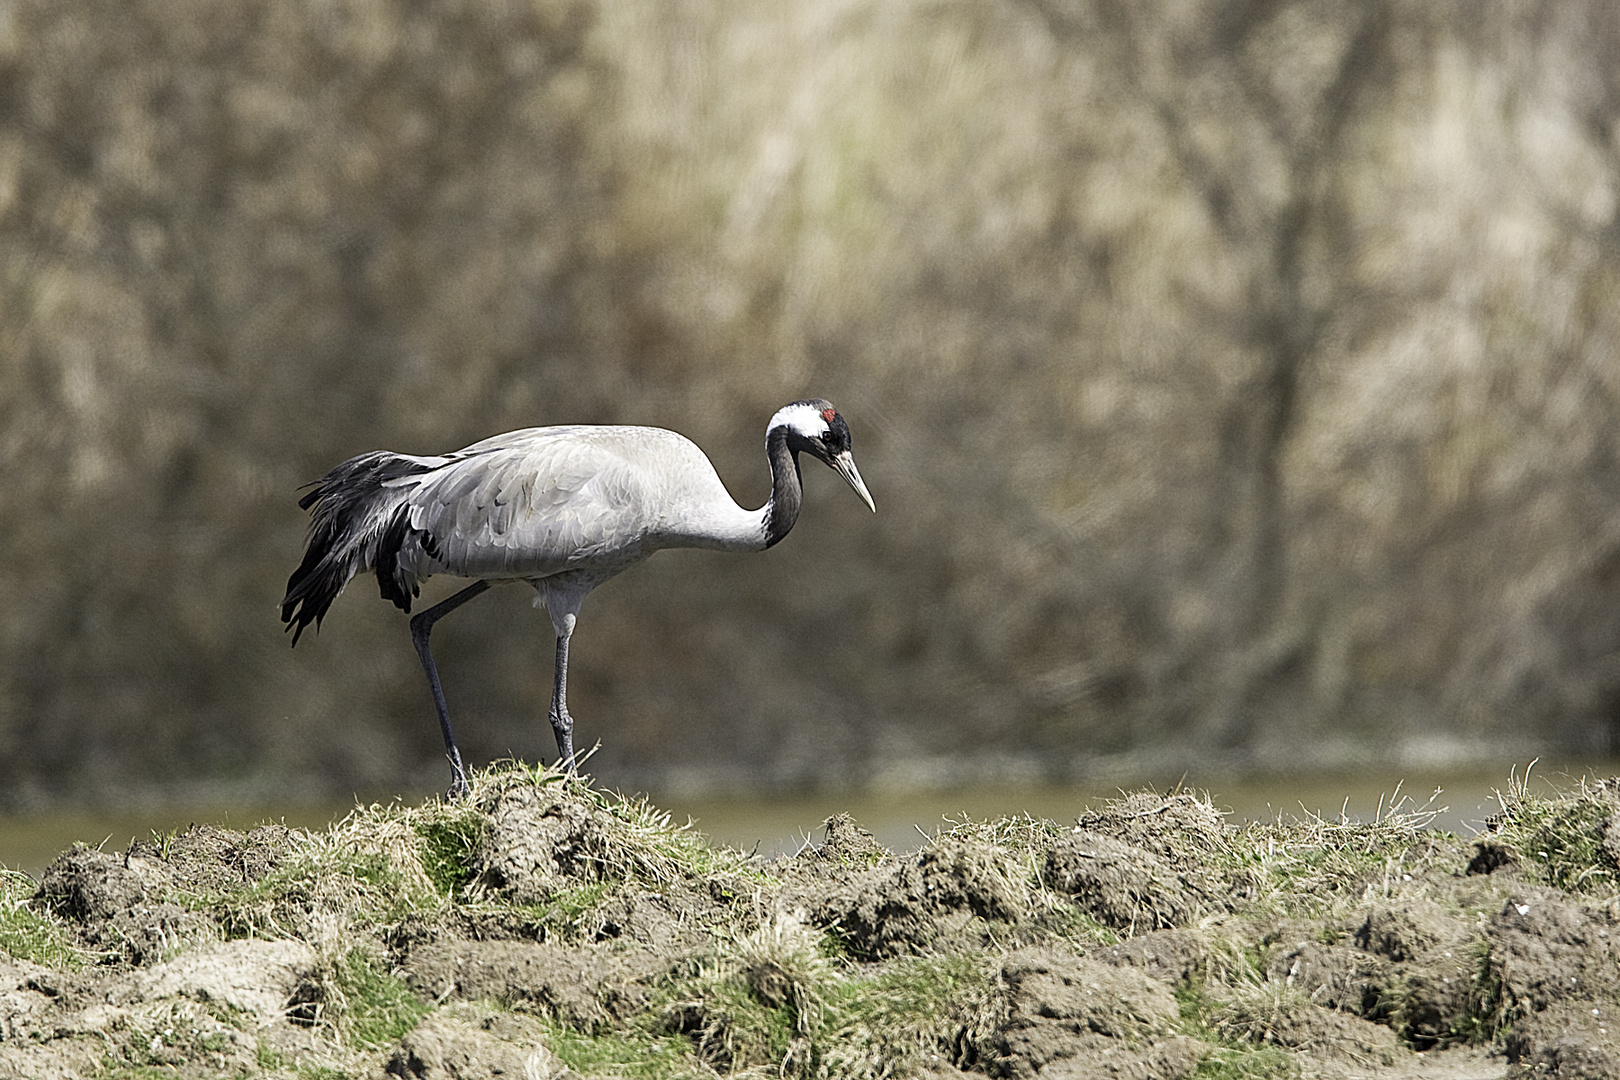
[[280, 399, 874, 798]]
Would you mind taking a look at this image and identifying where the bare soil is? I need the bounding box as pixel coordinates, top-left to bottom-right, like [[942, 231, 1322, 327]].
[[3, 768, 1619, 1078]]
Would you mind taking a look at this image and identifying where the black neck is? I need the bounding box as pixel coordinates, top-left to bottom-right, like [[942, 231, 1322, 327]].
[[762, 428, 803, 548]]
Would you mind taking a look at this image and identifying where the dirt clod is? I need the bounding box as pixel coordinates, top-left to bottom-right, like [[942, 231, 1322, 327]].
[[820, 837, 1026, 958], [1267, 939, 1390, 1015], [1504, 1000, 1620, 1079], [986, 949, 1196, 1079], [1469, 841, 1519, 876], [987, 949, 1187, 1078], [1090, 928, 1206, 985], [403, 940, 657, 1031], [33, 846, 213, 966], [1043, 832, 1192, 931], [1490, 891, 1620, 1015], [384, 1003, 558, 1079], [1074, 792, 1231, 868], [122, 938, 319, 1021], [811, 812, 890, 867], [35, 848, 146, 923], [1358, 897, 1461, 963], [1212, 993, 1404, 1071], [473, 784, 613, 904], [126, 824, 297, 895], [1002, 946, 1178, 1033]]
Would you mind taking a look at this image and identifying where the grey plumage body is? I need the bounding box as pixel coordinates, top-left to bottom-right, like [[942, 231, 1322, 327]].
[[397, 426, 772, 586], [282, 400, 874, 798]]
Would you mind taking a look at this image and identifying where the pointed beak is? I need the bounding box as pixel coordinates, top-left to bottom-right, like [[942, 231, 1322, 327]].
[[831, 450, 876, 512]]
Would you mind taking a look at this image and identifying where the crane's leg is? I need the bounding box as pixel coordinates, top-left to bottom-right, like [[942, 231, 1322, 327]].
[[549, 612, 577, 771], [409, 579, 491, 800]]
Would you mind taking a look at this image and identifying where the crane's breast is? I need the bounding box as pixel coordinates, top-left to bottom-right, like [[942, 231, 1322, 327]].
[[397, 426, 713, 580]]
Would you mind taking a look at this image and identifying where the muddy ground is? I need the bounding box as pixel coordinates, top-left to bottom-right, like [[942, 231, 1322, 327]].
[[3, 766, 1620, 1079]]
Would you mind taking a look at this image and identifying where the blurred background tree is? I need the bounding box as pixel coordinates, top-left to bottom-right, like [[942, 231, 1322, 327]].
[[2, 0, 1619, 810]]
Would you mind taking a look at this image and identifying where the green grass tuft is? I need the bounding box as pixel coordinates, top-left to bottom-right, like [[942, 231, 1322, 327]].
[[816, 952, 1005, 1078], [416, 809, 486, 898], [542, 1020, 708, 1078], [329, 946, 431, 1051], [1191, 1044, 1301, 1079], [1176, 982, 1301, 1080], [1482, 768, 1620, 893], [0, 868, 86, 969]]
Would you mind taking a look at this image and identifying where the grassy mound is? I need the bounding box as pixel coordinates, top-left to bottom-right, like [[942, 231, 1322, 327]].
[[3, 763, 1620, 1078]]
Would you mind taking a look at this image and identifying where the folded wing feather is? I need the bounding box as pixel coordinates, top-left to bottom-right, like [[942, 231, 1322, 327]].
[[392, 427, 707, 583]]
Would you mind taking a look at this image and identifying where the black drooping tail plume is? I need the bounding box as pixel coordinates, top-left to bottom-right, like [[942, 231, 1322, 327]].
[[280, 451, 438, 645]]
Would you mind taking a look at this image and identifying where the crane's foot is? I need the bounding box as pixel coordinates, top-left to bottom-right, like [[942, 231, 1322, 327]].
[[446, 749, 471, 800], [550, 709, 576, 773]]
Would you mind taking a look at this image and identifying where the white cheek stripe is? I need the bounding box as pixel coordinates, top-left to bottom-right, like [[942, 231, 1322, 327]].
[[768, 402, 829, 440]]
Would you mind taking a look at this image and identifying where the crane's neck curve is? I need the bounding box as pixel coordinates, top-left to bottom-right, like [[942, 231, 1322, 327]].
[[653, 424, 804, 554], [761, 426, 803, 548]]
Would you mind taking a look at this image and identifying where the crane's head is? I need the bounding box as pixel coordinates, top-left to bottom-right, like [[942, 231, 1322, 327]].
[[769, 399, 876, 512]]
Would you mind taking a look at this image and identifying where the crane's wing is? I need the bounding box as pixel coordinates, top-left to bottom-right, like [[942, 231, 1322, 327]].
[[392, 426, 717, 582]]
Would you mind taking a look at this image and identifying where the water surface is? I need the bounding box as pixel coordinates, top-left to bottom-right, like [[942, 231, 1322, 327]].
[[2, 759, 1612, 878], [657, 760, 1599, 856]]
